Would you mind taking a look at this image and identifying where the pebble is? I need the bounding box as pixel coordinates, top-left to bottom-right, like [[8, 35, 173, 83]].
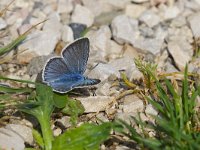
[[0, 18, 7, 30], [17, 30, 60, 63], [145, 104, 158, 117], [139, 10, 160, 27], [53, 128, 62, 136], [122, 95, 144, 113], [5, 124, 33, 145], [115, 112, 137, 124], [71, 4, 94, 27], [125, 4, 147, 19], [109, 57, 143, 81], [78, 96, 114, 113], [122, 44, 139, 59], [87, 25, 112, 60], [188, 12, 200, 38], [159, 4, 181, 21], [167, 41, 191, 71], [56, 116, 72, 128], [111, 15, 140, 44], [135, 26, 167, 55], [94, 11, 122, 26], [57, 0, 73, 14], [82, 0, 114, 17], [131, 0, 149, 3], [0, 127, 25, 150], [87, 63, 119, 82], [61, 25, 74, 43]]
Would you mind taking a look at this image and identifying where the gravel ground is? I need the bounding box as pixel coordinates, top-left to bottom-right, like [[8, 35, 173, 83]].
[[0, 0, 200, 149]]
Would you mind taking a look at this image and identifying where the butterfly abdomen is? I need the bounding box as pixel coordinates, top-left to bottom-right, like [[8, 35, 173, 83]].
[[79, 78, 101, 87]]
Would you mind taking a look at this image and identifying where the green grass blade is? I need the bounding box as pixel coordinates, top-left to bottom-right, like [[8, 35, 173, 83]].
[[165, 79, 183, 128], [0, 84, 32, 93], [182, 65, 189, 120], [0, 76, 35, 84], [0, 19, 47, 56], [0, 34, 26, 56]]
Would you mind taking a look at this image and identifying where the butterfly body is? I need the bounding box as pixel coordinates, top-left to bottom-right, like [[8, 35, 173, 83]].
[[42, 38, 100, 93]]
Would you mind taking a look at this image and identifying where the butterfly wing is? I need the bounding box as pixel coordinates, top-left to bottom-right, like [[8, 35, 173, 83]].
[[61, 38, 89, 74], [48, 74, 82, 93], [49, 76, 101, 93], [42, 57, 73, 83], [76, 78, 101, 88]]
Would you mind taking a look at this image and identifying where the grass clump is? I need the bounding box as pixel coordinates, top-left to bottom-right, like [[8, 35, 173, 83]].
[[117, 60, 200, 149]]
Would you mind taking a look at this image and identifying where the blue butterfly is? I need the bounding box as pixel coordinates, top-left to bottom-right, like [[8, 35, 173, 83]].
[[42, 38, 100, 93]]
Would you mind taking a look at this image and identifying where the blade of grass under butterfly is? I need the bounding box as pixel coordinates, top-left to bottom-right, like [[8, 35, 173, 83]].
[[0, 84, 32, 93], [0, 76, 35, 84]]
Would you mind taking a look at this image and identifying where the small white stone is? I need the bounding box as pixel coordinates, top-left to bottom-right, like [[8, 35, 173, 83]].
[[163, 6, 180, 20], [57, 0, 73, 14], [132, 0, 149, 3], [17, 29, 61, 64], [167, 41, 191, 71], [122, 44, 139, 59], [87, 63, 120, 81], [145, 104, 158, 116], [107, 0, 131, 10], [53, 128, 62, 136], [6, 124, 33, 145], [0, 18, 7, 30], [188, 12, 200, 38], [82, 0, 114, 17], [125, 4, 147, 18], [78, 96, 114, 113], [71, 4, 94, 27], [61, 26, 74, 43], [109, 57, 143, 80], [111, 15, 140, 44], [107, 40, 123, 60], [139, 10, 160, 27], [87, 25, 112, 60], [122, 95, 144, 113], [56, 116, 71, 128], [0, 128, 25, 150]]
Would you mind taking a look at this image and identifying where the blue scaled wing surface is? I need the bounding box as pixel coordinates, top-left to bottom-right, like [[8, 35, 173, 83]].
[[42, 38, 100, 93]]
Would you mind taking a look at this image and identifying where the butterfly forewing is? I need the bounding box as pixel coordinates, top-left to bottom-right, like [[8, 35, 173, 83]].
[[61, 38, 89, 74]]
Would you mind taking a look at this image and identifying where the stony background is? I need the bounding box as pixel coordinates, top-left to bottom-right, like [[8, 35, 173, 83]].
[[0, 0, 200, 149]]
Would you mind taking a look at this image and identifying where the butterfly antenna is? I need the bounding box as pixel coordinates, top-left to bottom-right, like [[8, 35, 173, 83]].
[[85, 63, 99, 76]]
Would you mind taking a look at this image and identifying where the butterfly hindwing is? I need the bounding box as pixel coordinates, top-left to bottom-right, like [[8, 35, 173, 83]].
[[43, 57, 73, 83], [61, 38, 89, 74], [48, 74, 83, 93]]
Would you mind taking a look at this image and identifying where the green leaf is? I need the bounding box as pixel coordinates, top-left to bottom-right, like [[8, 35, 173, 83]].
[[62, 98, 84, 125], [32, 128, 44, 149], [52, 123, 112, 150], [18, 83, 54, 150], [53, 93, 68, 108]]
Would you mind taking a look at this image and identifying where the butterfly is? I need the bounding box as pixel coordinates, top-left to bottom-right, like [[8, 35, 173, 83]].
[[42, 38, 100, 93]]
